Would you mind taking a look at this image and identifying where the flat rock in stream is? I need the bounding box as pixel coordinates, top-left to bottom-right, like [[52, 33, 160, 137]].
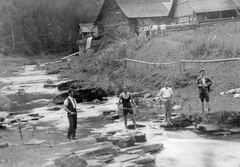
[[197, 124, 221, 132], [75, 144, 119, 160], [126, 154, 155, 167], [115, 154, 140, 163], [87, 160, 105, 167], [120, 143, 164, 154], [229, 127, 240, 133], [54, 154, 87, 167], [52, 87, 108, 104]]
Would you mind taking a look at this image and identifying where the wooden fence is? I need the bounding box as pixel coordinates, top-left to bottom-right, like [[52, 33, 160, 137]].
[[123, 57, 240, 72]]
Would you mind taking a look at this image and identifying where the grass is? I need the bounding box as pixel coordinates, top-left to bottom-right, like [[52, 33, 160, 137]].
[[1, 22, 240, 166], [59, 22, 240, 115]]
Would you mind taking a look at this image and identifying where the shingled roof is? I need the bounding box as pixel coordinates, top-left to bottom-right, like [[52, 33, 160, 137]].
[[189, 0, 240, 13], [115, 0, 173, 18]]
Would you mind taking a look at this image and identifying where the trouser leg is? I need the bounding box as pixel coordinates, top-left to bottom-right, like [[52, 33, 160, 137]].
[[67, 115, 74, 139], [72, 114, 77, 138], [168, 100, 172, 121]]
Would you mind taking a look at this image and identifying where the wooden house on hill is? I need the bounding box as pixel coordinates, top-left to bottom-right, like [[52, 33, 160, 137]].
[[94, 0, 175, 35], [174, 0, 240, 24], [79, 23, 98, 38]]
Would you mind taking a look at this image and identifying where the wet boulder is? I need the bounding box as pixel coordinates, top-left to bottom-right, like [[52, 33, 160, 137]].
[[108, 134, 135, 148], [57, 80, 84, 91], [134, 132, 147, 143], [197, 124, 221, 132], [52, 87, 108, 104]]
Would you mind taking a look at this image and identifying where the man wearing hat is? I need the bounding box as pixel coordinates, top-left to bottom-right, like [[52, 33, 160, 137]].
[[197, 69, 212, 113], [63, 89, 78, 140]]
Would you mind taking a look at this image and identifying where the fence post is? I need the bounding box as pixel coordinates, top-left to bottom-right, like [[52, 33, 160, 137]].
[[123, 59, 127, 68], [179, 61, 185, 73]]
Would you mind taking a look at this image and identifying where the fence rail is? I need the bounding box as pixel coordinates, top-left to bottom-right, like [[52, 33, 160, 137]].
[[124, 57, 240, 72]]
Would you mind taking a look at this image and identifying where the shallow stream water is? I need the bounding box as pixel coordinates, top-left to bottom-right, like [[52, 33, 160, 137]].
[[1, 64, 240, 167]]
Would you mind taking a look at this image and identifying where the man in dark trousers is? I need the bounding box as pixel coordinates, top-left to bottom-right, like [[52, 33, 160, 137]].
[[63, 89, 78, 140], [118, 86, 138, 130], [197, 69, 212, 114]]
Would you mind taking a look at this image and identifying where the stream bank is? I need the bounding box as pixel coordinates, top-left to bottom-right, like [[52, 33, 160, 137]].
[[1, 62, 240, 167]]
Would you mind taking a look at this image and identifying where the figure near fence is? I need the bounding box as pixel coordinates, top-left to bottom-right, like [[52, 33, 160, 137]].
[[159, 82, 173, 125], [197, 69, 212, 114], [118, 86, 138, 130]]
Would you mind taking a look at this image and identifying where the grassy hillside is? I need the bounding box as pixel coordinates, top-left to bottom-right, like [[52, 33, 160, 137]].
[[65, 22, 240, 114]]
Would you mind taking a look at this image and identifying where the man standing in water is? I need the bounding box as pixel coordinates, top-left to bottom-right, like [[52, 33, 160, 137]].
[[159, 82, 173, 125], [118, 86, 138, 130], [63, 89, 78, 140], [197, 69, 212, 114]]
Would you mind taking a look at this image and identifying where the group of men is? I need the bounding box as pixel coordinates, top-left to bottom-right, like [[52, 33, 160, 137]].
[[63, 69, 212, 140]]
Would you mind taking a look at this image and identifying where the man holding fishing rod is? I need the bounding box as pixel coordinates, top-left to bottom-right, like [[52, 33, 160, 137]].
[[118, 86, 139, 130], [63, 89, 78, 141]]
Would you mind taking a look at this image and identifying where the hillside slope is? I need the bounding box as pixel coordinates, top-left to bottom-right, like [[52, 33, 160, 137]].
[[66, 22, 240, 113]]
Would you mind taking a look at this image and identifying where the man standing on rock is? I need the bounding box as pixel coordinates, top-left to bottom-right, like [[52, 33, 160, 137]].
[[118, 86, 138, 130], [159, 82, 173, 125], [63, 89, 78, 140], [197, 69, 212, 114]]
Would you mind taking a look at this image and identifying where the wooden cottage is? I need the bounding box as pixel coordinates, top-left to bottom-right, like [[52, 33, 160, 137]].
[[94, 0, 174, 35], [174, 0, 240, 24], [79, 23, 98, 38]]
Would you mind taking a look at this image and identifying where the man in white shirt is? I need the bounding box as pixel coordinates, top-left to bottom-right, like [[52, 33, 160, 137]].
[[63, 89, 78, 140], [159, 82, 173, 124]]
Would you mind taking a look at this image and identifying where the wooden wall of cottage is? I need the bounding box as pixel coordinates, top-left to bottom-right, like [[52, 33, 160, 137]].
[[95, 0, 129, 36]]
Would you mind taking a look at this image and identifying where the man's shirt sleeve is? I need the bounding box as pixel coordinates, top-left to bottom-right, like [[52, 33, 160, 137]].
[[64, 98, 68, 106]]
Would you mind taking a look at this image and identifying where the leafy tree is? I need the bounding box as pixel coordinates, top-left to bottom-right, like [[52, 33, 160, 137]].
[[0, 0, 103, 55]]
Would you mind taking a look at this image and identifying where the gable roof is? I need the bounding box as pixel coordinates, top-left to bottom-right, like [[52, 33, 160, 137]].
[[114, 0, 173, 18], [189, 0, 240, 13]]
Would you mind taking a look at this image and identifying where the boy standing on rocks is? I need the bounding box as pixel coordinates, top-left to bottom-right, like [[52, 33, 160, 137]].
[[197, 69, 212, 114], [63, 89, 78, 140], [118, 86, 138, 130]]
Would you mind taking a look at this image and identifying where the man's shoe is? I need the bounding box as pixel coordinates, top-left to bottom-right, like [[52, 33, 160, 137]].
[[72, 137, 76, 140]]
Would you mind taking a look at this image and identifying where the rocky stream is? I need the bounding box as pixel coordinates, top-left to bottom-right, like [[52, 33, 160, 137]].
[[1, 63, 240, 167]]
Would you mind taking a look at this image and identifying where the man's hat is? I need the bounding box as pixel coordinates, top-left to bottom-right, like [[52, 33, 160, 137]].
[[199, 69, 205, 73]]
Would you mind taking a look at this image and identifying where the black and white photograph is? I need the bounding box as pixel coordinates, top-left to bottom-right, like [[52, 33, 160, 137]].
[[1, 0, 240, 166]]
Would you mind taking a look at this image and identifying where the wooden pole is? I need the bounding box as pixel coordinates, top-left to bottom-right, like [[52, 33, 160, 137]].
[[124, 59, 127, 68], [11, 27, 15, 52]]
